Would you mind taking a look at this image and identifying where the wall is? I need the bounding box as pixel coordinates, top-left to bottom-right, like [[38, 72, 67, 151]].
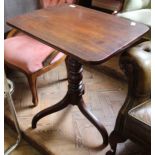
[[4, 0, 39, 32]]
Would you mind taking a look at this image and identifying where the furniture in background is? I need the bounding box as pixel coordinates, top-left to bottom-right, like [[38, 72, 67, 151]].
[[4, 0, 39, 33], [106, 41, 151, 155], [117, 0, 151, 39], [78, 0, 92, 7], [7, 4, 149, 148], [4, 72, 22, 155], [92, 0, 125, 13], [4, 0, 77, 106], [91, 0, 151, 82]]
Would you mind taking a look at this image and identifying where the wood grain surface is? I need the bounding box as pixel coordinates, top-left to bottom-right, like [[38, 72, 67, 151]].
[[5, 62, 148, 155], [92, 0, 124, 11], [7, 4, 149, 64]]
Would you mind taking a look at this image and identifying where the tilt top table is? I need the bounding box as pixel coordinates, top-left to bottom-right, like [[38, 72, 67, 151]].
[[7, 4, 149, 148]]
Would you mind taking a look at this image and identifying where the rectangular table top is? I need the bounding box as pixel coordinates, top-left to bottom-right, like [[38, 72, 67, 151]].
[[7, 4, 149, 64]]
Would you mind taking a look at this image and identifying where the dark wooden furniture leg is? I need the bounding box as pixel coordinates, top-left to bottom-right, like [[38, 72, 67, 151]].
[[28, 75, 38, 106], [106, 131, 126, 155], [78, 98, 108, 146], [32, 56, 108, 146]]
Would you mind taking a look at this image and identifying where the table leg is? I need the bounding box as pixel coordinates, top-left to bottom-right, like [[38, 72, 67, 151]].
[[32, 95, 69, 128], [78, 98, 108, 146], [32, 56, 108, 146]]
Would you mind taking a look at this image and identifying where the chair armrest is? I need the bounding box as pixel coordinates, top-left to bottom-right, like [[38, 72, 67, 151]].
[[114, 41, 151, 133], [128, 100, 151, 127], [120, 41, 151, 99], [42, 50, 60, 67]]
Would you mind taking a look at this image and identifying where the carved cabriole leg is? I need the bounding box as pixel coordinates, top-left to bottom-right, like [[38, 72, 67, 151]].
[[32, 56, 108, 147], [28, 75, 38, 106], [78, 98, 108, 147], [106, 92, 135, 154], [32, 95, 69, 128], [65, 57, 108, 146], [106, 131, 124, 155], [106, 97, 131, 155]]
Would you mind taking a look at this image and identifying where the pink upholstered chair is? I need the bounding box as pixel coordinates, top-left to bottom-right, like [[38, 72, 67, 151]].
[[4, 0, 75, 106]]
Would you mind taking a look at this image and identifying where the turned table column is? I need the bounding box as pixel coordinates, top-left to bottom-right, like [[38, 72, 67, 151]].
[[32, 56, 108, 146], [7, 4, 149, 149]]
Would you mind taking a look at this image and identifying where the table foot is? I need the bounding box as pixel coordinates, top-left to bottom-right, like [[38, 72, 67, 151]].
[[32, 95, 69, 128], [78, 98, 108, 146]]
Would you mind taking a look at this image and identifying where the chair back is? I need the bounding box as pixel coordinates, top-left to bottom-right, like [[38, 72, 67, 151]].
[[40, 0, 75, 8]]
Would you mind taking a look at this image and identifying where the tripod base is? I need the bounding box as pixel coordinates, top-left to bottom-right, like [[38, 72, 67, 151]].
[[32, 56, 108, 147]]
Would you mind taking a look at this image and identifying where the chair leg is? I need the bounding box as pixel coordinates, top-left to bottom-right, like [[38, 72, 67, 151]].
[[28, 75, 38, 106], [106, 131, 119, 155], [106, 131, 126, 155]]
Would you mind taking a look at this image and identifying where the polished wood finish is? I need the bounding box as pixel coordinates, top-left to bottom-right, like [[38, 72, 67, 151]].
[[7, 4, 149, 65], [92, 0, 125, 13], [7, 4, 149, 150], [32, 56, 108, 146], [5, 62, 148, 155]]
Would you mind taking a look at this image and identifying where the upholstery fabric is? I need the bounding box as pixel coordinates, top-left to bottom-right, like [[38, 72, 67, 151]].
[[119, 41, 151, 147], [107, 41, 151, 153], [4, 0, 69, 74], [4, 34, 64, 73], [120, 41, 151, 97], [125, 101, 151, 146], [117, 9, 151, 26], [128, 101, 151, 126], [40, 0, 75, 8], [123, 0, 151, 11]]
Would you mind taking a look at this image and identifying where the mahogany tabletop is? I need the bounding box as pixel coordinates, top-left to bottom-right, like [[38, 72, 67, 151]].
[[7, 4, 149, 64]]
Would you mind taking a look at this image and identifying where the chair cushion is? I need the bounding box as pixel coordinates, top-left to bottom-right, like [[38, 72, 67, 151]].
[[4, 34, 64, 73], [123, 0, 151, 12], [128, 100, 151, 126], [125, 100, 151, 146], [117, 9, 151, 26], [123, 41, 151, 96]]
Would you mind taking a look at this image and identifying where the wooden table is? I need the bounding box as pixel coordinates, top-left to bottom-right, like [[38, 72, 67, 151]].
[[7, 4, 149, 148]]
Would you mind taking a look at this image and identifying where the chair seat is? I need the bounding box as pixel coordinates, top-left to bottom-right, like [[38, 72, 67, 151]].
[[124, 101, 151, 145], [4, 34, 64, 73], [128, 100, 151, 126]]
